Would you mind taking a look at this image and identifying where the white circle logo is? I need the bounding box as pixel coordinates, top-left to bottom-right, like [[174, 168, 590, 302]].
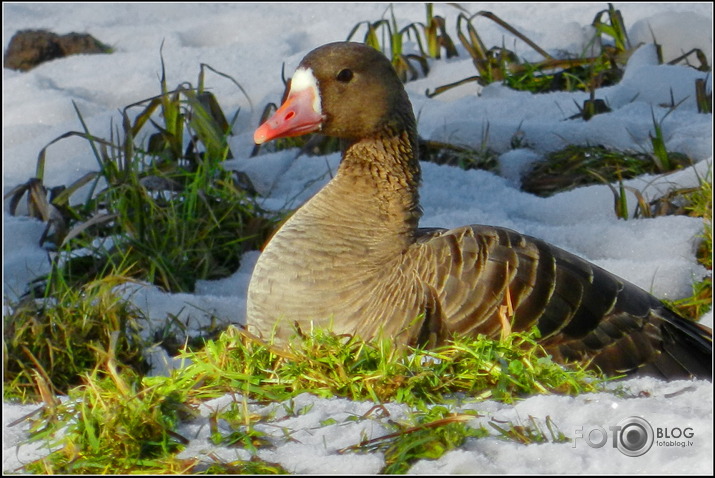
[[616, 417, 654, 457]]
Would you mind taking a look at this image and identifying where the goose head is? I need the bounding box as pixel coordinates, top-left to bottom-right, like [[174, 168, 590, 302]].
[[254, 42, 413, 144]]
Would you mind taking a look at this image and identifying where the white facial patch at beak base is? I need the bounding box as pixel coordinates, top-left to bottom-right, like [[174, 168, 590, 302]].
[[289, 67, 322, 115]]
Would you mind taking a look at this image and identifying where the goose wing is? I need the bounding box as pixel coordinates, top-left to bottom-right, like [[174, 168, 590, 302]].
[[409, 225, 712, 379]]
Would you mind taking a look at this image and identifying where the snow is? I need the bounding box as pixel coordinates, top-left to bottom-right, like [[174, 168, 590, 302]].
[[2, 2, 713, 474]]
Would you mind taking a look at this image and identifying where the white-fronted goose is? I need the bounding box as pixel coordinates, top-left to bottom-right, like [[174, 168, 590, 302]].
[[247, 42, 712, 380]]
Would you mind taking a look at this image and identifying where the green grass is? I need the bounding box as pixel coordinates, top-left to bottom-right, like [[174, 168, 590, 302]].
[[521, 144, 692, 198], [423, 3, 632, 102], [346, 4, 446, 83], [182, 326, 604, 406], [3, 274, 148, 402], [419, 129, 499, 172], [16, 326, 605, 474], [666, 178, 712, 319], [488, 414, 569, 445], [6, 59, 276, 294], [339, 407, 487, 474]]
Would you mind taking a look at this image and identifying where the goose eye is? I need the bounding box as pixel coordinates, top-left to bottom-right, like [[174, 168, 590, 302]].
[[336, 69, 353, 82]]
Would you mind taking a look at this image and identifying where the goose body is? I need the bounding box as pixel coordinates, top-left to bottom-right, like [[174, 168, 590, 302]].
[[247, 42, 712, 379]]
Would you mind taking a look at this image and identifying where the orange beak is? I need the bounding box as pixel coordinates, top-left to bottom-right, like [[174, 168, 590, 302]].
[[254, 86, 323, 144]]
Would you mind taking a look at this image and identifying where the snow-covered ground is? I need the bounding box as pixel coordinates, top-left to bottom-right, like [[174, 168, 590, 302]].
[[3, 3, 712, 474]]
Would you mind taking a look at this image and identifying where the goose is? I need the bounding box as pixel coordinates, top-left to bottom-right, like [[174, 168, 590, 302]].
[[247, 41, 712, 380]]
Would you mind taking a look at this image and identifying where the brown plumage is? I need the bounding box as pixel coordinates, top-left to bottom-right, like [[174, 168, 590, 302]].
[[247, 41, 712, 380]]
